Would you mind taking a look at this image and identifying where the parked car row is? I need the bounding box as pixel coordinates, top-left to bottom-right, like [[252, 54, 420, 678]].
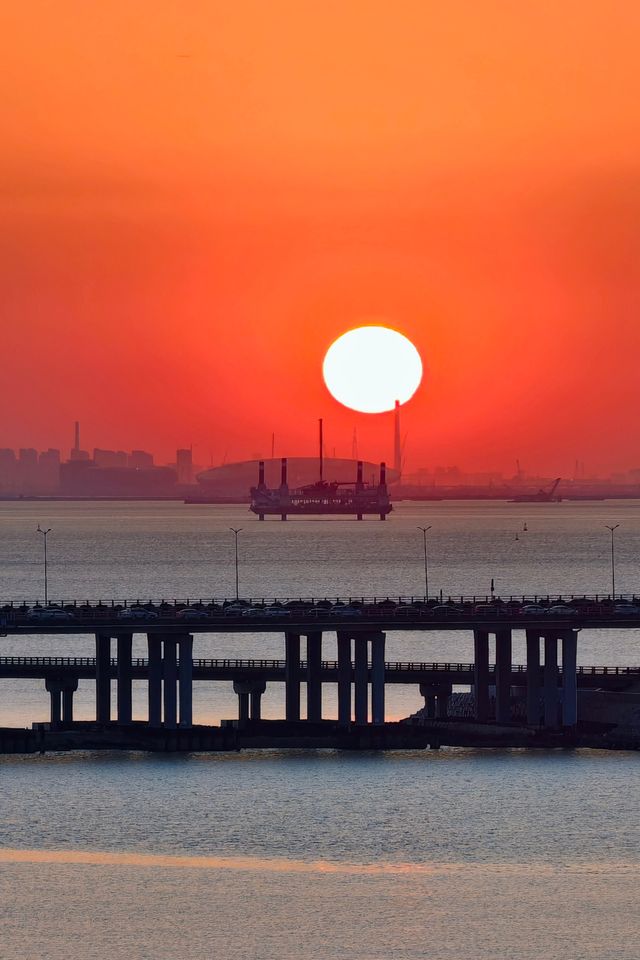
[[8, 596, 640, 623]]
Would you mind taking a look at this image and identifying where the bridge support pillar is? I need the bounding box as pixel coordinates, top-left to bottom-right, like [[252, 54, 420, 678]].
[[337, 632, 352, 725], [495, 629, 512, 724], [116, 633, 133, 724], [285, 632, 301, 721], [95, 633, 111, 723], [147, 635, 163, 727], [250, 681, 267, 721], [306, 632, 322, 721], [178, 634, 193, 728], [371, 632, 385, 724], [544, 634, 559, 728], [163, 638, 178, 730], [233, 681, 251, 724], [473, 630, 490, 721], [526, 631, 542, 726], [61, 677, 78, 723], [45, 678, 62, 725], [354, 636, 369, 724], [562, 631, 578, 727]]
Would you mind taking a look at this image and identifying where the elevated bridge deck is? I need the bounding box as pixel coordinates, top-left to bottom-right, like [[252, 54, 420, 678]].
[[0, 656, 637, 690]]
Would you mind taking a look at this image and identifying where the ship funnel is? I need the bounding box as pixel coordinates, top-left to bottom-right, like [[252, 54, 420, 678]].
[[281, 457, 288, 487], [380, 462, 387, 486], [258, 460, 265, 486]]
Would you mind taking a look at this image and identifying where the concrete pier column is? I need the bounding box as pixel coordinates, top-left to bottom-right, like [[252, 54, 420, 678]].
[[95, 633, 111, 723], [45, 679, 62, 725], [250, 680, 267, 721], [495, 629, 512, 724], [285, 632, 301, 721], [61, 677, 78, 723], [562, 631, 578, 727], [306, 632, 322, 722], [147, 635, 163, 727], [526, 630, 541, 726], [178, 634, 193, 728], [116, 633, 133, 724], [163, 638, 178, 730], [354, 636, 369, 724], [473, 630, 490, 721], [337, 632, 352, 726], [544, 634, 559, 728], [233, 681, 250, 723], [371, 632, 386, 725]]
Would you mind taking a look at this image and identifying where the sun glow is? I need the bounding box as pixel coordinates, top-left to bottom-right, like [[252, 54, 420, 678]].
[[322, 325, 423, 414]]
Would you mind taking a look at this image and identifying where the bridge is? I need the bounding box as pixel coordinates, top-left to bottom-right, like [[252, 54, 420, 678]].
[[1, 594, 639, 739]]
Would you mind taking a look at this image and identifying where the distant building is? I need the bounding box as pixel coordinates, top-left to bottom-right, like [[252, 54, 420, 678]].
[[60, 462, 178, 497], [93, 448, 128, 469], [176, 448, 194, 484], [129, 450, 154, 470], [18, 448, 39, 493], [38, 449, 61, 492], [0, 449, 17, 492]]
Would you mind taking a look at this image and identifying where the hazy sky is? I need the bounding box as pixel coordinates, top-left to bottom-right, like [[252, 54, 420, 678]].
[[2, 1, 639, 473]]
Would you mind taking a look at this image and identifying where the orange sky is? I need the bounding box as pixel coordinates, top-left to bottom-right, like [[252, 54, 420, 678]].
[[2, 1, 639, 474]]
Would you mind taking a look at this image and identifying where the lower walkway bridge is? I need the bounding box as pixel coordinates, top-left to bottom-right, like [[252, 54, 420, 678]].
[[1, 654, 638, 728]]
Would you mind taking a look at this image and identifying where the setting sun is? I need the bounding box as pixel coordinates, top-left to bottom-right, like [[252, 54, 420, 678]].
[[322, 325, 423, 414]]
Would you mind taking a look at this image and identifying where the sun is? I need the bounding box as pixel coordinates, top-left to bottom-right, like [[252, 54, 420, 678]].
[[322, 325, 423, 414]]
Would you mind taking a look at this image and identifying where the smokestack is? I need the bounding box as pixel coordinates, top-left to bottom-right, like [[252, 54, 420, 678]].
[[380, 461, 387, 486], [357, 460, 363, 490], [258, 460, 265, 486], [319, 418, 323, 481], [74, 421, 80, 453], [393, 400, 401, 478], [281, 457, 288, 487]]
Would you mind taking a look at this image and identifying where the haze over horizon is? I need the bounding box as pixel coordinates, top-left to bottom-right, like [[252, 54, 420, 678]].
[[3, 1, 639, 473]]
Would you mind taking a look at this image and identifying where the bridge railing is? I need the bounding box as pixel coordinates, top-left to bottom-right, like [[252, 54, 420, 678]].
[[0, 656, 637, 676], [2, 593, 640, 610]]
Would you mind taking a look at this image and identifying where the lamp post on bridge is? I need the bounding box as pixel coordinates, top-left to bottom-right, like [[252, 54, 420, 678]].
[[605, 524, 620, 598], [36, 525, 52, 606], [417, 526, 432, 600], [229, 527, 243, 599]]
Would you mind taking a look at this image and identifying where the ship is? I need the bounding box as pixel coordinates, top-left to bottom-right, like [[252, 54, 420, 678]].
[[510, 478, 563, 503], [250, 420, 392, 520]]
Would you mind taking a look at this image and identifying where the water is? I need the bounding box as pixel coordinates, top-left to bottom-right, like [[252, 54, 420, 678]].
[[1, 500, 639, 959]]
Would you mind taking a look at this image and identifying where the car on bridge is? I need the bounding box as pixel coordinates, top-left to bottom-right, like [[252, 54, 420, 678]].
[[177, 608, 211, 621], [522, 604, 547, 616], [27, 607, 75, 622], [546, 604, 576, 617], [117, 607, 159, 621]]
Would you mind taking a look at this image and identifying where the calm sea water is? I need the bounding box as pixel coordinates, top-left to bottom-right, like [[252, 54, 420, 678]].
[[0, 500, 639, 959]]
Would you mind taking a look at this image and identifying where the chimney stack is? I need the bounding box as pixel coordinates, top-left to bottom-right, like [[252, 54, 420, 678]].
[[393, 400, 401, 478]]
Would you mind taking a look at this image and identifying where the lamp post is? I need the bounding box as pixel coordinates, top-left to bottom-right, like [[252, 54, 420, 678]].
[[229, 527, 242, 599], [36, 525, 52, 605], [605, 524, 620, 598], [417, 526, 432, 599]]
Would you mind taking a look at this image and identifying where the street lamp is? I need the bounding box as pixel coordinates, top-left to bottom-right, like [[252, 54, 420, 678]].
[[36, 525, 52, 605], [417, 526, 432, 599], [229, 527, 243, 599], [605, 524, 620, 598]]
